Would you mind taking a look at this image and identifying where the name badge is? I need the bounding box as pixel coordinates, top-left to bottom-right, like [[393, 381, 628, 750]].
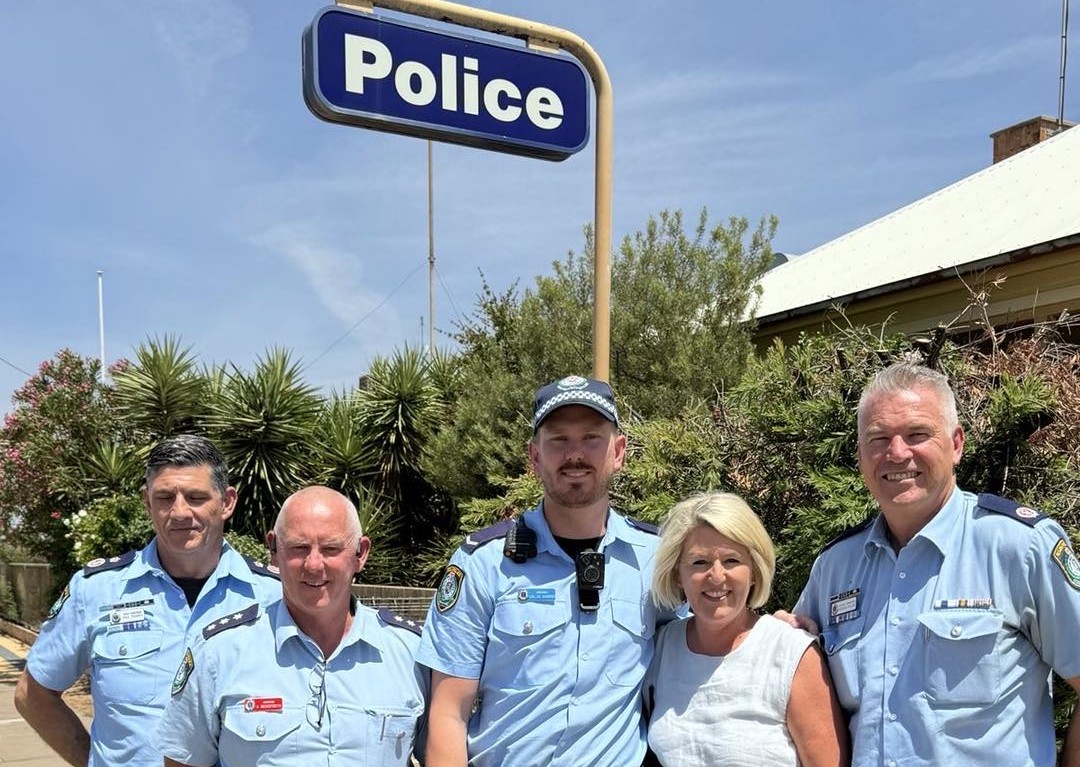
[[243, 697, 284, 713], [828, 588, 861, 625], [517, 588, 556, 604]]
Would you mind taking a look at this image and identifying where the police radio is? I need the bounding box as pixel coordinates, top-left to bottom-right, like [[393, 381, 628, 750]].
[[503, 517, 537, 563]]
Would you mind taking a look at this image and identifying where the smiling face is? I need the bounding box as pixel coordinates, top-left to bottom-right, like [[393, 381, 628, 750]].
[[858, 385, 964, 542], [269, 490, 369, 628], [677, 525, 755, 633], [528, 405, 626, 513], [144, 464, 235, 577]]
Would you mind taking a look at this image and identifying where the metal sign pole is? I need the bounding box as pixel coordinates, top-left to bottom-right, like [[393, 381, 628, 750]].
[[336, 0, 613, 381]]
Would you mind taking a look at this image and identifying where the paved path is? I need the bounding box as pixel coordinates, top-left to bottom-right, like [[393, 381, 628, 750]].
[[0, 633, 89, 767]]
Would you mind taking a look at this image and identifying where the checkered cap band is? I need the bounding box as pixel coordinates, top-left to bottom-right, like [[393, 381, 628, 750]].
[[532, 387, 619, 430]]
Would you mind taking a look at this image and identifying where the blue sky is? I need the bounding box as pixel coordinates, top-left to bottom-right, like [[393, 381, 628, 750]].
[[1, 1, 1075, 414]]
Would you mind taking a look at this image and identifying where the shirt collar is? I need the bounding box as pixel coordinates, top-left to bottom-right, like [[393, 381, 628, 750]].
[[131, 539, 254, 588], [526, 503, 643, 559], [865, 485, 966, 557], [271, 596, 386, 658]]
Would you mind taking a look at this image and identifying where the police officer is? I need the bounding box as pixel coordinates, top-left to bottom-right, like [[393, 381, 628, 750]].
[[417, 375, 660, 767], [157, 486, 427, 767], [792, 363, 1080, 766], [13, 434, 281, 767]]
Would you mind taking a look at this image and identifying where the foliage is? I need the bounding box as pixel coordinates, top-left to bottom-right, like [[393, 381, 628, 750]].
[[0, 349, 121, 572], [65, 494, 153, 563], [205, 349, 322, 538], [0, 576, 17, 621], [111, 335, 209, 440], [224, 532, 270, 563], [427, 208, 777, 506]]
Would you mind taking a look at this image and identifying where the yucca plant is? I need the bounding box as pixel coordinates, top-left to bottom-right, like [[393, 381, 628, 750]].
[[111, 335, 209, 440], [206, 349, 322, 537]]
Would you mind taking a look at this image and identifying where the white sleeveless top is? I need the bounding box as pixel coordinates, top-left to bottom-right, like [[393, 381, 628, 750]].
[[644, 614, 815, 767]]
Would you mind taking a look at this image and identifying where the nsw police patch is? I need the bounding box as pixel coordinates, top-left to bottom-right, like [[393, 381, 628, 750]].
[[1052, 539, 1080, 591], [46, 585, 70, 621], [436, 565, 465, 613], [172, 648, 195, 696]]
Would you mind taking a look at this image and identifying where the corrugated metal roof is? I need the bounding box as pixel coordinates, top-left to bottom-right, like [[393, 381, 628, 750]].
[[756, 124, 1080, 321]]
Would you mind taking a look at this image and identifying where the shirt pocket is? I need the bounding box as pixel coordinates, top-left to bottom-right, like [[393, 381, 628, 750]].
[[362, 706, 421, 766], [916, 610, 1002, 706], [822, 619, 864, 709], [490, 599, 571, 688], [219, 707, 304, 766], [604, 596, 656, 687], [91, 629, 163, 705]]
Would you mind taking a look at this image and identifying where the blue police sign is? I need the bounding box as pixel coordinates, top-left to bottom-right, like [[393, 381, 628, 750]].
[[303, 6, 590, 161]]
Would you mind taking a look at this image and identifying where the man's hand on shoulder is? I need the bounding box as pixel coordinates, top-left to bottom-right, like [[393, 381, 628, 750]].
[[774, 610, 820, 636]]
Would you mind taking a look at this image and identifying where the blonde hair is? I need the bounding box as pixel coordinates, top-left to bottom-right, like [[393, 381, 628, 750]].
[[651, 492, 775, 610]]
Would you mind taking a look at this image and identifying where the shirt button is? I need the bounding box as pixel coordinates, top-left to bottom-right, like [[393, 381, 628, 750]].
[[641, 625, 648, 634], [887, 760, 897, 767], [891, 617, 901, 626], [950, 625, 962, 638], [898, 571, 907, 579], [570, 697, 579, 706], [522, 621, 533, 635], [889, 666, 899, 675], [888, 712, 898, 721], [256, 725, 266, 737], [118, 646, 128, 656], [581, 653, 589, 660]]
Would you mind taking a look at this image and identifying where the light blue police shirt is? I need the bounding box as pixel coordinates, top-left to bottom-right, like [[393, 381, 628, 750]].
[[157, 598, 428, 767], [795, 487, 1080, 767], [26, 540, 281, 767], [415, 504, 660, 767]]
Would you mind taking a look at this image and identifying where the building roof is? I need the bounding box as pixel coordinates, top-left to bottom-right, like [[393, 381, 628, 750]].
[[756, 124, 1080, 322]]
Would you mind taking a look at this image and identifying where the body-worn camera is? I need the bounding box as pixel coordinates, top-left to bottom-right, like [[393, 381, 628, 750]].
[[576, 549, 605, 611]]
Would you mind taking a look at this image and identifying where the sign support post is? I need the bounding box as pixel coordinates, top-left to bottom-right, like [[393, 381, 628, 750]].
[[333, 0, 613, 381]]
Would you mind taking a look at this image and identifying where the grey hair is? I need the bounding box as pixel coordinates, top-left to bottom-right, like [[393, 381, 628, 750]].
[[144, 434, 229, 496], [273, 486, 362, 543], [857, 363, 959, 434]]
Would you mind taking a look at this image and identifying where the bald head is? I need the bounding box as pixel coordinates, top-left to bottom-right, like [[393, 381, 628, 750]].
[[273, 486, 362, 544]]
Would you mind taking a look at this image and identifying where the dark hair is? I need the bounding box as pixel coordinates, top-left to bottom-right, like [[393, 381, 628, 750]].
[[144, 434, 230, 496]]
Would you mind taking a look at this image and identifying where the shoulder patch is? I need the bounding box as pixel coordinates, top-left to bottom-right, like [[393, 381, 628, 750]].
[[202, 603, 260, 640], [83, 550, 137, 577], [461, 519, 515, 554], [1052, 539, 1080, 591], [242, 555, 281, 580], [45, 584, 71, 621], [171, 647, 194, 696], [977, 493, 1045, 527], [377, 607, 422, 636], [625, 516, 659, 535], [435, 564, 465, 613], [822, 517, 874, 553]]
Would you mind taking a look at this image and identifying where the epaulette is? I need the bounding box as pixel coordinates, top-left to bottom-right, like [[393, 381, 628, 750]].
[[461, 518, 515, 554], [977, 493, 1045, 527], [243, 555, 281, 580], [83, 550, 137, 577], [822, 517, 874, 553], [377, 607, 422, 636], [626, 516, 659, 535], [202, 603, 259, 640]]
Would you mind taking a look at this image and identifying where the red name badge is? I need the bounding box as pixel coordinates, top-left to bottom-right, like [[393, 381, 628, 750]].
[[243, 697, 284, 713]]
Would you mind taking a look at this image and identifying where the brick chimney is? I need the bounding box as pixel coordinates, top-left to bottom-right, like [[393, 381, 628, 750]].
[[991, 116, 1076, 164]]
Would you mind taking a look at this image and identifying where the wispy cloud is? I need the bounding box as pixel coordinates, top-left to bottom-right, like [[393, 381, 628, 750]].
[[890, 35, 1048, 84], [152, 0, 251, 101], [621, 67, 804, 111]]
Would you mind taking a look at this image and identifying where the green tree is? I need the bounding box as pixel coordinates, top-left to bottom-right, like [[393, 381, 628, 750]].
[[426, 208, 777, 506]]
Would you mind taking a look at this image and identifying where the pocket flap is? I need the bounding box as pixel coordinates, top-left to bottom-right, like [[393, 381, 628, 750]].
[[222, 709, 304, 742], [610, 597, 655, 640], [93, 629, 163, 661], [917, 610, 1002, 641], [492, 599, 570, 637]]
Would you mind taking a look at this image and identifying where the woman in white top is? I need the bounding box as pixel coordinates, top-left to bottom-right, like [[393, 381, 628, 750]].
[[644, 493, 848, 767]]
